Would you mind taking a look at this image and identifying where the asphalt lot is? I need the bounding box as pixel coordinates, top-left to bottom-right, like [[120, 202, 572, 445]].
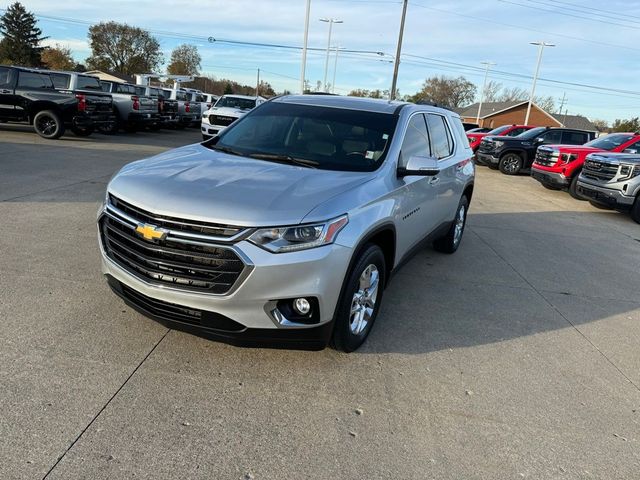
[[1, 124, 639, 479]]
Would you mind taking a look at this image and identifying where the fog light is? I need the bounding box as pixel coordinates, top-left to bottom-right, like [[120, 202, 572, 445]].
[[293, 298, 311, 315]]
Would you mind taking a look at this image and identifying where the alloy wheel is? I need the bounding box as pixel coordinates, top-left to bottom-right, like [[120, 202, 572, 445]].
[[349, 264, 380, 335]]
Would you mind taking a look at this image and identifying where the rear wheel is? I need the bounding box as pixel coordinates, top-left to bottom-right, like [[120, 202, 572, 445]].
[[433, 196, 469, 254], [568, 172, 583, 200], [331, 244, 385, 352], [33, 110, 65, 139], [499, 153, 523, 175], [631, 195, 640, 224]]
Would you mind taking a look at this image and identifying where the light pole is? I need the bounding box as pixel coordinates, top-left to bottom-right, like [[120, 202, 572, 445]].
[[524, 41, 555, 125], [320, 18, 343, 92], [476, 61, 495, 125], [390, 0, 408, 101], [331, 46, 345, 93], [300, 0, 311, 94]]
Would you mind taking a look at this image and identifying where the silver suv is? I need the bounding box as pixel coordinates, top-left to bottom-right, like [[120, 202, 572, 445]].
[[577, 152, 640, 223], [98, 95, 475, 351]]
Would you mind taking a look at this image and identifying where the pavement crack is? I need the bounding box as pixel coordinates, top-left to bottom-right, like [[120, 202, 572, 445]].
[[41, 329, 170, 479], [470, 227, 640, 393]]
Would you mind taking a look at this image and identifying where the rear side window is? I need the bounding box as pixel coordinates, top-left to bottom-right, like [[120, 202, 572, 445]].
[[0, 66, 12, 87], [507, 127, 527, 136], [100, 82, 112, 93], [115, 84, 136, 94], [561, 131, 588, 145], [17, 71, 53, 89], [175, 92, 188, 101], [50, 73, 70, 89], [426, 114, 454, 159], [196, 94, 205, 102], [540, 130, 562, 144], [399, 114, 430, 168]]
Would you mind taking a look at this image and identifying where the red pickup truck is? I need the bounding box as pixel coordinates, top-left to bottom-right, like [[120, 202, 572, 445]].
[[530, 133, 640, 198], [467, 124, 533, 152]]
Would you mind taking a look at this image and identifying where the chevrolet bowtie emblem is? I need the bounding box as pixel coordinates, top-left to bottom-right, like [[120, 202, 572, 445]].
[[135, 223, 168, 241]]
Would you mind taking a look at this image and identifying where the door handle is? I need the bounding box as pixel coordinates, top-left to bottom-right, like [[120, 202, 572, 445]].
[[429, 176, 440, 185]]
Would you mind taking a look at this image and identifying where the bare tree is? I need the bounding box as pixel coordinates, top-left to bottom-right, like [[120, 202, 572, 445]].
[[591, 119, 609, 132], [408, 75, 476, 108], [41, 44, 75, 70], [482, 80, 503, 103]]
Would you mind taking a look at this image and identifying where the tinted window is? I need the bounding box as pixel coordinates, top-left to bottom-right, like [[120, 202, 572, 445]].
[[77, 76, 102, 90], [426, 114, 453, 158], [518, 127, 547, 139], [115, 84, 136, 94], [507, 127, 527, 136], [399, 114, 430, 168], [584, 134, 634, 150], [0, 66, 12, 87], [17, 71, 53, 89], [134, 86, 146, 96], [175, 92, 188, 101], [623, 140, 640, 152], [561, 131, 588, 145], [487, 125, 511, 135], [216, 96, 257, 110], [50, 73, 70, 89], [100, 82, 112, 93], [211, 102, 397, 172], [539, 130, 562, 144], [196, 94, 206, 102]]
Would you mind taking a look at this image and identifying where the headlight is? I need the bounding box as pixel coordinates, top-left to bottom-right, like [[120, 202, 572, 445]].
[[248, 215, 348, 253], [619, 164, 640, 179], [560, 153, 577, 164]]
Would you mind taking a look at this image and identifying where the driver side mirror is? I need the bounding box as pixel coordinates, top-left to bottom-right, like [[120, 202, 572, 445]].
[[398, 155, 440, 177], [535, 137, 544, 143]]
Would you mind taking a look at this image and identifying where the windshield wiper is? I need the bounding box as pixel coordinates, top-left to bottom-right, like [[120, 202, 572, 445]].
[[208, 144, 243, 156], [248, 153, 319, 169]]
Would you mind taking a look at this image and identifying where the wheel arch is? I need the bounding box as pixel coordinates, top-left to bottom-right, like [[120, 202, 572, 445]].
[[27, 101, 63, 123]]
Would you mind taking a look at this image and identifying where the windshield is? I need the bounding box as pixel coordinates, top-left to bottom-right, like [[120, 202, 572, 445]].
[[215, 96, 256, 110], [487, 125, 511, 135], [584, 134, 634, 150], [77, 76, 102, 91], [209, 102, 397, 172], [516, 127, 547, 139]]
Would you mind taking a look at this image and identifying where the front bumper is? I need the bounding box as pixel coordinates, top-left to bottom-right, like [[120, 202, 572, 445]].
[[100, 233, 352, 347], [576, 179, 636, 209], [531, 167, 569, 187], [475, 152, 499, 167]]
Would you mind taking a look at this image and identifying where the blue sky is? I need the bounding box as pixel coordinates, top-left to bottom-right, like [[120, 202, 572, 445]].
[[5, 0, 640, 123]]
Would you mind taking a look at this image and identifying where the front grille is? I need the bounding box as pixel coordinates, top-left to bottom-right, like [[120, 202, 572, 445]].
[[582, 159, 618, 181], [209, 114, 237, 127], [101, 197, 249, 295], [535, 149, 558, 167], [117, 282, 245, 331]]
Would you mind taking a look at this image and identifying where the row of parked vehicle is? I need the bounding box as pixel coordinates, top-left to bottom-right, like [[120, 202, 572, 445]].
[[468, 124, 640, 223], [0, 65, 223, 139]]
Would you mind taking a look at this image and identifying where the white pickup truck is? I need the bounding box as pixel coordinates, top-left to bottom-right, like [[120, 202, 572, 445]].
[[201, 94, 266, 140]]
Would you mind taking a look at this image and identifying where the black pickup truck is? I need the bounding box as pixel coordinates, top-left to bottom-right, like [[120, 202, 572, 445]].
[[476, 127, 596, 175], [0, 66, 114, 139]]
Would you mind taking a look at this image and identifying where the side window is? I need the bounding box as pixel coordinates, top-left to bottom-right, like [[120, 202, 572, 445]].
[[507, 127, 526, 136], [399, 114, 430, 168], [0, 67, 10, 88], [17, 71, 53, 89], [100, 82, 111, 93], [561, 131, 587, 145], [623, 140, 640, 153], [426, 114, 454, 159], [50, 73, 70, 89], [540, 130, 562, 144]]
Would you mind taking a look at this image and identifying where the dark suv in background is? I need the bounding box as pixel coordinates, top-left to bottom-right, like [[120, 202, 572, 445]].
[[0, 66, 114, 139], [476, 127, 596, 175]]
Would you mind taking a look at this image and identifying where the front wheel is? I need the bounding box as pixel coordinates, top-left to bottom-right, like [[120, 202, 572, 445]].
[[33, 110, 65, 139], [331, 244, 386, 352], [631, 195, 640, 224], [433, 196, 469, 254], [499, 153, 523, 175], [568, 173, 584, 200]]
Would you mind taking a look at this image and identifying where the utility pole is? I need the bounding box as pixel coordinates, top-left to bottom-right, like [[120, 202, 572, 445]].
[[524, 41, 555, 125], [300, 0, 311, 94], [390, 0, 408, 101], [256, 68, 260, 97], [320, 18, 343, 92], [557, 92, 567, 114], [476, 61, 496, 125], [331, 46, 342, 94]]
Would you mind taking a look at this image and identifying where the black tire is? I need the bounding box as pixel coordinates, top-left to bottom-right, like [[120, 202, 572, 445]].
[[71, 125, 94, 137], [541, 182, 562, 191], [331, 244, 386, 352], [589, 200, 613, 210], [433, 196, 469, 254], [98, 117, 119, 135], [33, 110, 65, 139], [499, 153, 523, 175], [123, 123, 138, 133], [568, 173, 583, 200], [631, 195, 640, 224]]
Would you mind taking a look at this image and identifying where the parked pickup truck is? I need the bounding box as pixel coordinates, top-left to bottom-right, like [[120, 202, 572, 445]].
[[0, 65, 114, 139], [139, 86, 179, 129], [98, 95, 475, 351], [577, 152, 640, 223], [167, 89, 198, 128], [476, 127, 595, 175], [530, 133, 640, 198], [201, 94, 266, 140], [468, 124, 533, 153], [99, 81, 159, 133]]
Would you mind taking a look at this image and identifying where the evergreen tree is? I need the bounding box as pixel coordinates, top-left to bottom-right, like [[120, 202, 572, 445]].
[[0, 2, 47, 66]]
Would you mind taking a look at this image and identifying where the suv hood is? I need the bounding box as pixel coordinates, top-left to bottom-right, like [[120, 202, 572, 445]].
[[539, 144, 602, 153], [209, 106, 252, 117], [108, 143, 373, 227]]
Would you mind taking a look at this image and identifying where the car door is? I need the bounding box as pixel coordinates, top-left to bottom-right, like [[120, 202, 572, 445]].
[[395, 113, 439, 256], [0, 67, 17, 119], [425, 113, 463, 226]]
